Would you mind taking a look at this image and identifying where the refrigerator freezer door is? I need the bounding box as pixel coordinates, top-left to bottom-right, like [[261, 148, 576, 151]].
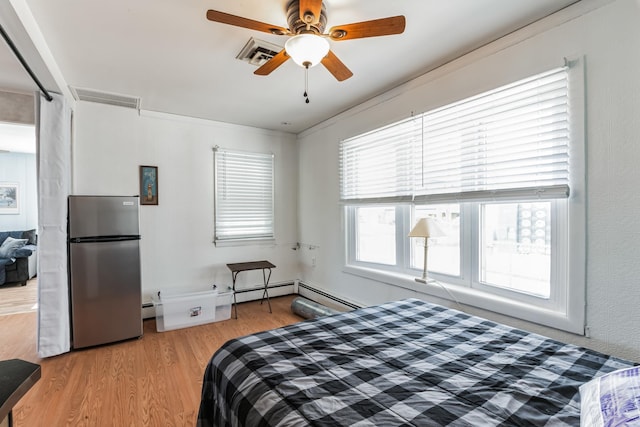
[[69, 239, 142, 348], [68, 196, 140, 239]]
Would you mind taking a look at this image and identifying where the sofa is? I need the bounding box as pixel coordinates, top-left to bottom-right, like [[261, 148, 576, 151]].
[[0, 230, 37, 286]]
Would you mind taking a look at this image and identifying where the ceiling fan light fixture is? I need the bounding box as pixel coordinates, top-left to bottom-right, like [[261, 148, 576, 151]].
[[285, 34, 329, 68]]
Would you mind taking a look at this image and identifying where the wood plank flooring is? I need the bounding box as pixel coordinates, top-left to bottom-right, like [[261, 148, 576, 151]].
[[0, 277, 37, 316], [0, 295, 302, 427]]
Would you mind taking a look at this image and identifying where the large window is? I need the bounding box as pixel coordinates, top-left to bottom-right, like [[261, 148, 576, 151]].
[[341, 65, 585, 333], [214, 147, 274, 244]]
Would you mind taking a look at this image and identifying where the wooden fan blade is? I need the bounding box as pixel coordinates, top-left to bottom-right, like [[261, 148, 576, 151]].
[[321, 50, 353, 81], [299, 0, 323, 25], [329, 16, 406, 41], [254, 49, 290, 76], [206, 10, 289, 35]]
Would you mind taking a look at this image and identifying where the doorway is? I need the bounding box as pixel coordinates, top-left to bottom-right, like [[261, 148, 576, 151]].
[[0, 121, 38, 315]]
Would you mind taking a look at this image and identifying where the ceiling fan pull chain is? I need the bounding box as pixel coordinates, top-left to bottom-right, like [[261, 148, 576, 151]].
[[304, 64, 310, 104]]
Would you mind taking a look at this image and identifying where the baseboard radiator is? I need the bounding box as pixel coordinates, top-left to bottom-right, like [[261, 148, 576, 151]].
[[142, 281, 359, 319], [297, 282, 362, 312]]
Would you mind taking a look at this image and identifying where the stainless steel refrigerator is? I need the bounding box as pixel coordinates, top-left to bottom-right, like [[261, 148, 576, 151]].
[[68, 195, 142, 349]]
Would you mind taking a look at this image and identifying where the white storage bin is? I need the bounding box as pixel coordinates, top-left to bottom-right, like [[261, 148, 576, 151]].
[[214, 291, 233, 322], [152, 288, 233, 332], [153, 289, 218, 332]]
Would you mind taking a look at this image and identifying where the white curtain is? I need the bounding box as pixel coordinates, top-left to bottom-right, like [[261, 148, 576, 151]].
[[36, 92, 71, 357]]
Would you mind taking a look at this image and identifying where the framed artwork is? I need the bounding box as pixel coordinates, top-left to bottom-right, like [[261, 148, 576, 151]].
[[0, 183, 19, 214], [139, 165, 158, 205]]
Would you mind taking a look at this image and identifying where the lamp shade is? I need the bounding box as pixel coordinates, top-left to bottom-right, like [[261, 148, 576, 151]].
[[408, 217, 446, 238], [285, 34, 330, 68]]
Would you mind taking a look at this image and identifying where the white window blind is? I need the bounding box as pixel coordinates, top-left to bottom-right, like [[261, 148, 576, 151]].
[[340, 117, 421, 203], [340, 67, 570, 204], [214, 148, 274, 242]]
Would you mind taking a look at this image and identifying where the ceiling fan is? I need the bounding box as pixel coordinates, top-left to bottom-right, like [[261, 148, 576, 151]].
[[206, 0, 406, 82]]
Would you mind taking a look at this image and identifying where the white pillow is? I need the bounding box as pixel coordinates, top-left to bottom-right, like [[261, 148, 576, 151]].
[[0, 236, 28, 258], [580, 365, 640, 426]]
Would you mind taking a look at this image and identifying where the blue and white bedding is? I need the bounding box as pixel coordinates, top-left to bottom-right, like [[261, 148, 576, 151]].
[[197, 298, 634, 427]]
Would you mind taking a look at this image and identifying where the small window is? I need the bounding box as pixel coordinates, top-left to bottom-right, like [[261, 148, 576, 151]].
[[479, 202, 551, 298], [412, 204, 461, 277], [214, 148, 274, 244], [354, 206, 396, 265]]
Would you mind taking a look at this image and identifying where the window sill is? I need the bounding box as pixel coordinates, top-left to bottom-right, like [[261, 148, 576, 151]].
[[342, 264, 584, 335]]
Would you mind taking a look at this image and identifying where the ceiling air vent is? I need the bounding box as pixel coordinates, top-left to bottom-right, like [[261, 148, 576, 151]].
[[236, 37, 283, 67], [70, 87, 140, 110]]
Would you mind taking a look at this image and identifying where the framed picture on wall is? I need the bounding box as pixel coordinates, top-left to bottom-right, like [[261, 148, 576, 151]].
[[0, 183, 19, 214], [139, 166, 158, 205]]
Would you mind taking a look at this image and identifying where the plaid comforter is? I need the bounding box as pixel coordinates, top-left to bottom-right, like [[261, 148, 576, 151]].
[[197, 298, 634, 426]]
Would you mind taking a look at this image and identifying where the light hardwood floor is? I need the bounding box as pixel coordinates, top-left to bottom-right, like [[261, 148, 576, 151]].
[[0, 295, 302, 427], [0, 277, 38, 316]]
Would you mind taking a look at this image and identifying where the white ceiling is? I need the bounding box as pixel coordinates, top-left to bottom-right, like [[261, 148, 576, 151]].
[[0, 0, 581, 136]]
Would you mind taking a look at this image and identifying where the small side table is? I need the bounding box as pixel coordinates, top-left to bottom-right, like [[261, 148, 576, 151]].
[[227, 260, 275, 319], [0, 359, 41, 427]]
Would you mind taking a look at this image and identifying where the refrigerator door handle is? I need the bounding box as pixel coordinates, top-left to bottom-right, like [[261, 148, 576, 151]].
[[70, 235, 141, 243]]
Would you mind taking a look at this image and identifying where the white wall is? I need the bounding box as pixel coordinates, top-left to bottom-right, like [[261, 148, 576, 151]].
[[73, 103, 298, 305], [0, 151, 37, 231], [297, 0, 640, 362]]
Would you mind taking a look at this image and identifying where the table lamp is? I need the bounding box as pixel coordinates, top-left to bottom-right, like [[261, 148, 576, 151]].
[[408, 217, 446, 283]]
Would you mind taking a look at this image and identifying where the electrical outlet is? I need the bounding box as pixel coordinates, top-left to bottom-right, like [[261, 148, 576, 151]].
[[311, 257, 316, 267]]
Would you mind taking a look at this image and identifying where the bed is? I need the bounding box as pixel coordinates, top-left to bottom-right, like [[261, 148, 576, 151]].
[[197, 298, 635, 426]]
